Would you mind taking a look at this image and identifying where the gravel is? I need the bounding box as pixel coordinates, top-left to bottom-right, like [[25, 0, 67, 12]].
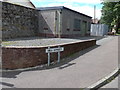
[[1, 36, 111, 47]]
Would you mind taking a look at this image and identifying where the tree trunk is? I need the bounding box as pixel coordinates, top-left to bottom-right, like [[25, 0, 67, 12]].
[[115, 18, 120, 33], [116, 24, 119, 33]]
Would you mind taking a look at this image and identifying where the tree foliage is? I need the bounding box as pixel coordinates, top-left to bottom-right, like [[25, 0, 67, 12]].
[[100, 1, 120, 33]]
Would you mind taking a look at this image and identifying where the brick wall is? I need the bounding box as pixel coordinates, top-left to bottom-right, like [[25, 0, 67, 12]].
[[2, 39, 96, 69], [1, 1, 39, 39]]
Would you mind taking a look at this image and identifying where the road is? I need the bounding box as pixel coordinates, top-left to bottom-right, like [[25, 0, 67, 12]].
[[1, 36, 118, 88]]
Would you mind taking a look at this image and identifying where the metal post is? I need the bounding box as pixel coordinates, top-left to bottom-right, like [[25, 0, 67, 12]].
[[94, 5, 96, 24], [48, 47, 50, 66], [58, 46, 60, 63]]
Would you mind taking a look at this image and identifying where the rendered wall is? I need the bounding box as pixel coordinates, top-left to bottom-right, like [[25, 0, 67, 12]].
[[38, 10, 56, 37], [61, 9, 91, 37], [38, 9, 91, 38]]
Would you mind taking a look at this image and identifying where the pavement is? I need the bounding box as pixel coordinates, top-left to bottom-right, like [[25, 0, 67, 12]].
[[87, 67, 119, 89], [1, 36, 119, 88]]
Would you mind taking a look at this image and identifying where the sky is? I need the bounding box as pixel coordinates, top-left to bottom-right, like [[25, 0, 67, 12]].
[[31, 0, 103, 19], [0, 0, 103, 19]]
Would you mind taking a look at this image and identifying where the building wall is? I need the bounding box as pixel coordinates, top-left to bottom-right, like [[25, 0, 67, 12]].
[[61, 9, 91, 37], [3, 0, 35, 8], [38, 9, 91, 38], [0, 1, 2, 40], [2, 2, 39, 39], [38, 10, 56, 37]]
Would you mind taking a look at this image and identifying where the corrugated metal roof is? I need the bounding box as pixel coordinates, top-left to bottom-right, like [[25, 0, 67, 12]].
[[37, 6, 92, 18]]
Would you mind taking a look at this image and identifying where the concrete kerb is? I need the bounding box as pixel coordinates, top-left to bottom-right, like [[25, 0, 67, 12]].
[[84, 68, 120, 90], [0, 61, 56, 72]]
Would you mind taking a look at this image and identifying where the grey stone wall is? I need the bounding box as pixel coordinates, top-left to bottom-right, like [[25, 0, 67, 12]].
[[0, 2, 2, 40], [2, 1, 39, 39]]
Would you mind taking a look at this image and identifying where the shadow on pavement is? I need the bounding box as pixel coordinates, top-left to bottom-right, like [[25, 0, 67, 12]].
[[59, 63, 76, 69], [0, 82, 15, 88], [1, 44, 100, 79], [2, 71, 21, 78]]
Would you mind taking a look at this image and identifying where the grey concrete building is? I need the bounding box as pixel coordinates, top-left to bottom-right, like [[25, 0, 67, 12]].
[[37, 6, 92, 38]]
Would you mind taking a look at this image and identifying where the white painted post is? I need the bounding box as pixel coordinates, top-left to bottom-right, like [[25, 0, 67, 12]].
[[48, 47, 50, 66], [58, 46, 60, 63]]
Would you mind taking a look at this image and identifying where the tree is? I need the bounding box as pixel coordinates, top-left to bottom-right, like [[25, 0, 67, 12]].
[[100, 1, 120, 33]]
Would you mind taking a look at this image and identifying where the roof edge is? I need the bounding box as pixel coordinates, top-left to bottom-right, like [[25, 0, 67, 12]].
[[37, 6, 92, 18]]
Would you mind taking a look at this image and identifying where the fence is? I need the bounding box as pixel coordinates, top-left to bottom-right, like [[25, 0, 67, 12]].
[[91, 24, 109, 36]]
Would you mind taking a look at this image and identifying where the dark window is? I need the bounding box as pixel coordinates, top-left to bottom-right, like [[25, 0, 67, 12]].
[[67, 28, 70, 31], [82, 21, 87, 31], [44, 27, 48, 30], [88, 22, 91, 31], [74, 19, 81, 31]]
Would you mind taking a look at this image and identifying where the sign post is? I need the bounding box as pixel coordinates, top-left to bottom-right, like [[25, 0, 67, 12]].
[[47, 47, 50, 66], [46, 46, 64, 66], [58, 46, 60, 63]]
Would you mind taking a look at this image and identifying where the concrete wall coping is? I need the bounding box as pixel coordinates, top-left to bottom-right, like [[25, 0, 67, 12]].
[[2, 39, 95, 48]]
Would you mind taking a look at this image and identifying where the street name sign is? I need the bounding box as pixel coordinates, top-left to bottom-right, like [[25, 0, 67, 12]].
[[46, 47, 64, 53], [46, 46, 64, 66]]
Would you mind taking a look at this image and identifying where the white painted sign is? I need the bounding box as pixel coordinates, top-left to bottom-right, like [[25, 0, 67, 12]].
[[46, 47, 64, 53], [46, 46, 64, 66]]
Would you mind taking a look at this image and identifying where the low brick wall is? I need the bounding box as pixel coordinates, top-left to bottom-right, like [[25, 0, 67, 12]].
[[2, 39, 96, 69]]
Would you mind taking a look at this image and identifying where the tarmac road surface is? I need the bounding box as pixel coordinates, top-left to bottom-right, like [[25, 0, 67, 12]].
[[1, 36, 118, 88]]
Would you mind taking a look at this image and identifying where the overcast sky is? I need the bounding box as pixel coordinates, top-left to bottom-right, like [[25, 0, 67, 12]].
[[31, 0, 103, 19]]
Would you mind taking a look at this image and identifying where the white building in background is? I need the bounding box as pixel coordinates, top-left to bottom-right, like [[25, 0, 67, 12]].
[[91, 24, 109, 36], [2, 0, 35, 8]]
